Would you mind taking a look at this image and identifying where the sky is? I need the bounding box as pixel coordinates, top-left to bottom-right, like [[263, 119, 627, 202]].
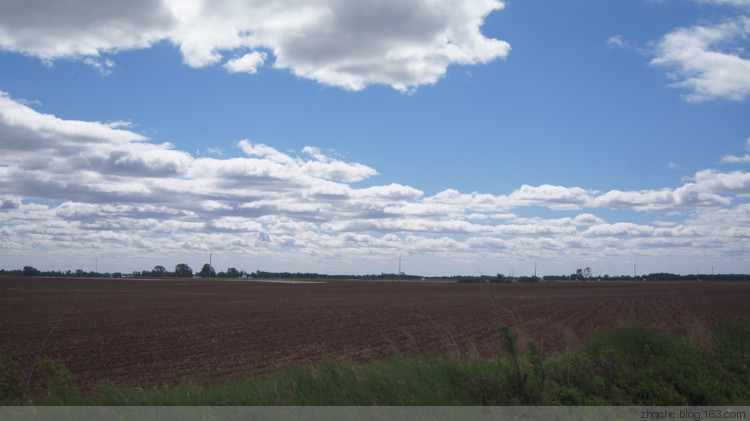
[[1, 0, 749, 277]]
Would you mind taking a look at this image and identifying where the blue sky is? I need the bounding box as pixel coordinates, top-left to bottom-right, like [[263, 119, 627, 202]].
[[1, 0, 749, 277]]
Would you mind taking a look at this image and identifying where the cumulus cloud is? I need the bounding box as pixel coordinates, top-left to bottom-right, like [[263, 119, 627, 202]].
[[591, 184, 731, 211], [693, 169, 750, 194], [687, 203, 750, 228], [651, 15, 750, 102], [356, 184, 423, 201], [2, 93, 749, 273], [420, 185, 594, 213], [573, 213, 605, 226], [508, 184, 594, 210], [0, 91, 378, 210], [238, 139, 378, 183], [0, 0, 510, 91], [0, 91, 147, 152], [0, 0, 175, 60], [0, 195, 21, 210], [424, 177, 740, 214]]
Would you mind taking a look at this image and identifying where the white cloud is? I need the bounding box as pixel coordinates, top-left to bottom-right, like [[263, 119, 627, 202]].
[[2, 93, 750, 274], [299, 159, 378, 183], [223, 51, 267, 74], [698, 0, 750, 6], [238, 140, 295, 164], [722, 154, 750, 163], [573, 213, 605, 226], [382, 202, 455, 217], [355, 184, 424, 201], [421, 184, 595, 213], [508, 184, 594, 210], [651, 16, 750, 102], [607, 35, 626, 49], [83, 57, 115, 76], [694, 169, 750, 194], [606, 34, 646, 54], [687, 203, 750, 228], [425, 189, 511, 212], [211, 217, 264, 232], [0, 0, 176, 60], [584, 222, 658, 238], [591, 184, 731, 211], [237, 140, 379, 183], [0, 195, 21, 210], [721, 138, 750, 163], [0, 0, 510, 91], [0, 91, 147, 152]]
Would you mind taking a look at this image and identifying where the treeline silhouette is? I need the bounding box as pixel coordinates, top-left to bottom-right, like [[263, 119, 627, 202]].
[[542, 272, 750, 282], [1, 266, 749, 282]]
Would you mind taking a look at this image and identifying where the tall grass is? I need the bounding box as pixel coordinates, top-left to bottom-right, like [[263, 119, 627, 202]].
[[3, 318, 749, 405]]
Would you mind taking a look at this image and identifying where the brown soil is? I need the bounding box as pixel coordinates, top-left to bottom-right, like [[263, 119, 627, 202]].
[[1, 277, 748, 389]]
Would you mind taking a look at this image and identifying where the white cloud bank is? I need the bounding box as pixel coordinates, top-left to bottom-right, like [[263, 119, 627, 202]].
[[1, 92, 749, 274], [0, 0, 510, 91]]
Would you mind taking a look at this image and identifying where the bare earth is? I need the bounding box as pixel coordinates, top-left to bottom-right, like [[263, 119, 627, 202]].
[[1, 277, 748, 389]]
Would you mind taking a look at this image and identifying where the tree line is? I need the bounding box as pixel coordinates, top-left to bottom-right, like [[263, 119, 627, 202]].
[[0, 264, 243, 279], [542, 271, 750, 282], [2, 265, 749, 282]]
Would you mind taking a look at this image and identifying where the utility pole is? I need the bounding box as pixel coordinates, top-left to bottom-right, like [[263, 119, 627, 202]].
[[209, 252, 212, 278]]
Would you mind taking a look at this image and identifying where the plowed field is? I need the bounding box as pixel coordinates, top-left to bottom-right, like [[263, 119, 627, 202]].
[[1, 277, 748, 389]]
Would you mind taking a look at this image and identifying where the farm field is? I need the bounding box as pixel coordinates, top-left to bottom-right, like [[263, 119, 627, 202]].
[[1, 277, 748, 389]]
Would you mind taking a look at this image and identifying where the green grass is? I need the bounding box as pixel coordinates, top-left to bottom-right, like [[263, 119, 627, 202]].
[[3, 318, 749, 406]]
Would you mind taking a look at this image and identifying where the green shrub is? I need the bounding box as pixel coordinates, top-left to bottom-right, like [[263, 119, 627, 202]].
[[539, 322, 750, 405], [36, 356, 77, 403], [0, 349, 24, 404]]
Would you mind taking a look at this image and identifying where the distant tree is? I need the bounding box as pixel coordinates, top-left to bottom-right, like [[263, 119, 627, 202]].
[[583, 267, 592, 279], [152, 265, 167, 277], [174, 263, 193, 277], [198, 263, 215, 278], [492, 273, 512, 283], [22, 266, 41, 277], [226, 267, 240, 278]]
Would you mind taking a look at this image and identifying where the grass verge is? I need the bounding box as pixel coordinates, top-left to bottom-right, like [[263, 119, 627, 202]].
[[2, 318, 749, 405]]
